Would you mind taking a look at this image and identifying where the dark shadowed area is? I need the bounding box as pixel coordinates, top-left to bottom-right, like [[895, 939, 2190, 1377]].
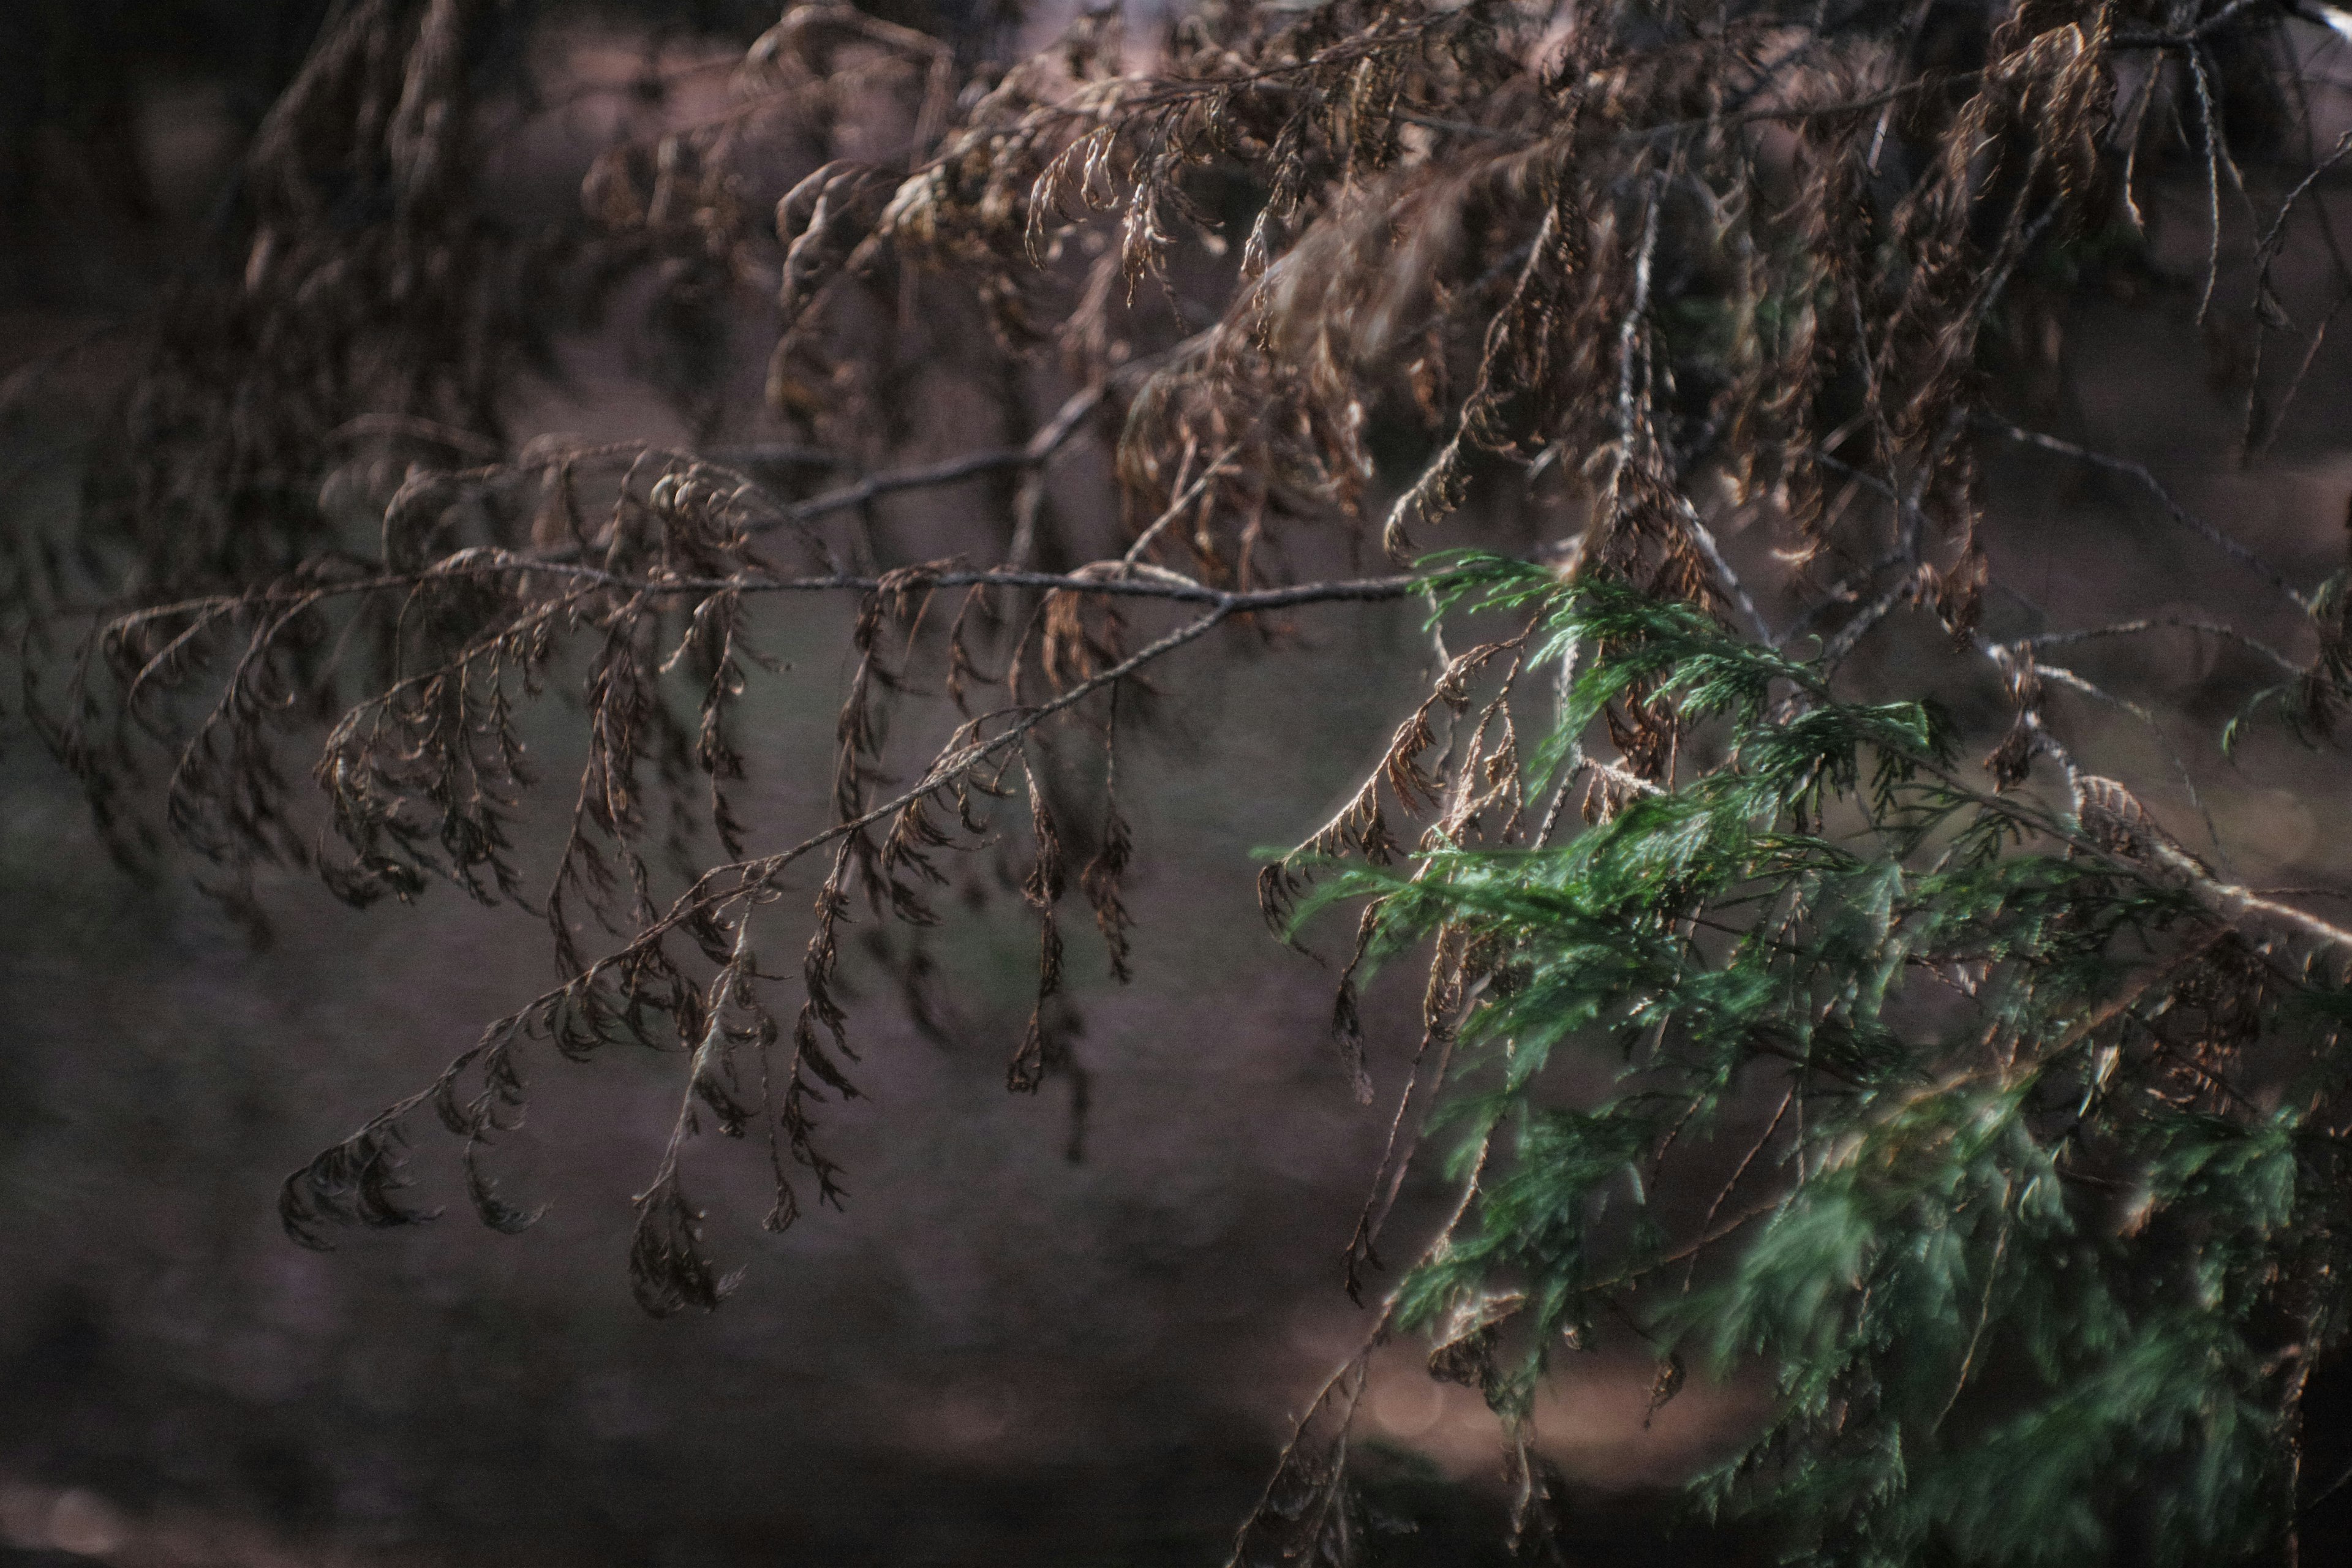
[[9, 3, 2352, 1566], [0, 6, 1760, 1564]]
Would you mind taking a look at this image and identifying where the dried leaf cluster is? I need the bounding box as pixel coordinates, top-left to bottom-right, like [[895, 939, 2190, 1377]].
[[16, 0, 2352, 1558]]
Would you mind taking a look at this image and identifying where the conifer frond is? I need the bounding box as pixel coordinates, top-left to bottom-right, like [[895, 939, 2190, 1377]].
[[15, 0, 2352, 1557], [1279, 562, 2352, 1564]]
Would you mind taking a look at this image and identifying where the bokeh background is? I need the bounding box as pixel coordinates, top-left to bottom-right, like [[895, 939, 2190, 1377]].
[[7, 4, 2352, 1565]]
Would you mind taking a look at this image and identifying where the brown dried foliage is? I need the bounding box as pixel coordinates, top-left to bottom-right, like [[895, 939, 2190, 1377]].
[[14, 0, 2352, 1409]]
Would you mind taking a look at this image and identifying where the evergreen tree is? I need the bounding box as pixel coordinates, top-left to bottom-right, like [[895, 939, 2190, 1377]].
[[13, 0, 2352, 1561], [1253, 561, 2352, 1563]]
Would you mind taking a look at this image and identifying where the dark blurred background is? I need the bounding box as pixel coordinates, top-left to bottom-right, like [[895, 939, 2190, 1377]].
[[9, 4, 2352, 1566], [0, 4, 1759, 1564]]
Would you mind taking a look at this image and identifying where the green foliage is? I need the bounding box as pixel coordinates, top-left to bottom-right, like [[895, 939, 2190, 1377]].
[[1305, 558, 2352, 1566]]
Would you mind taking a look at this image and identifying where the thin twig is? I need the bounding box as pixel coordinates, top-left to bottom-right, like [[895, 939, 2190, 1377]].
[[2018, 616, 2302, 679], [1983, 418, 2311, 612]]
